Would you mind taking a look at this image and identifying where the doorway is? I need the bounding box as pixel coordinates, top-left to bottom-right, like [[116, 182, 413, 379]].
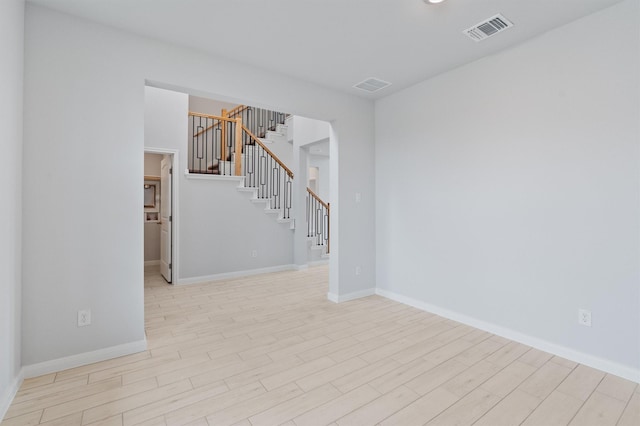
[[144, 149, 178, 284]]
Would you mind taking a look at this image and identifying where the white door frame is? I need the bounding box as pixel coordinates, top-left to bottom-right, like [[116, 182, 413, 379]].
[[144, 147, 179, 284]]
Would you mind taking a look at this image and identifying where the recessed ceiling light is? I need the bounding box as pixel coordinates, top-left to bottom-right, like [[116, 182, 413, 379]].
[[424, 0, 446, 4]]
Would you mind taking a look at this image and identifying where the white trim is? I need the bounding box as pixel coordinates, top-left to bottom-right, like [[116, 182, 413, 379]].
[[0, 369, 24, 422], [144, 148, 179, 284], [144, 260, 160, 266], [294, 264, 309, 271], [327, 288, 376, 303], [21, 339, 147, 380], [376, 288, 640, 384], [184, 171, 245, 183], [177, 264, 297, 285]]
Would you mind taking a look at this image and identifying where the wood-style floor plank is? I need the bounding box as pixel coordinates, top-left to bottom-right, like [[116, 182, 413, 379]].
[[568, 390, 626, 426], [3, 265, 637, 426], [292, 385, 381, 426], [618, 392, 640, 426], [520, 390, 584, 426], [378, 387, 459, 426]]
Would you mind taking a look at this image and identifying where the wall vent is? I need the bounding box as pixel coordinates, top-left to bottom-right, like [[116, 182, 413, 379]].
[[463, 13, 513, 42], [353, 78, 391, 93]]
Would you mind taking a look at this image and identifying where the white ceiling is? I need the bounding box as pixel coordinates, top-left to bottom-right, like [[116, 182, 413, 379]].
[[27, 0, 626, 99]]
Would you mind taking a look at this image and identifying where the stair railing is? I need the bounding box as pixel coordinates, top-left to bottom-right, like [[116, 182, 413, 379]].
[[241, 126, 293, 219], [306, 187, 330, 254], [187, 111, 294, 220]]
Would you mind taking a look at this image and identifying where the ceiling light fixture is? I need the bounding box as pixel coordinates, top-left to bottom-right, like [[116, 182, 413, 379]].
[[424, 0, 446, 4]]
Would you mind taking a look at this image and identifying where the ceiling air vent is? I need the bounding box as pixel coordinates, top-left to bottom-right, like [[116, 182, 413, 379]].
[[353, 78, 391, 93], [463, 13, 513, 42]]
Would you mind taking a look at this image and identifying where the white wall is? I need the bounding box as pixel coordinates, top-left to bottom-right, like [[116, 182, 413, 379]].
[[180, 178, 295, 278], [0, 0, 24, 416], [146, 86, 294, 279], [376, 0, 639, 379], [292, 116, 330, 147], [22, 4, 374, 365], [189, 96, 237, 116]]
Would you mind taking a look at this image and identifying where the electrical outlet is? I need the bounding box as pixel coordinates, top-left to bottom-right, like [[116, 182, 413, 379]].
[[355, 192, 362, 203], [251, 250, 258, 258], [578, 309, 592, 327], [78, 310, 91, 327], [355, 266, 361, 276]]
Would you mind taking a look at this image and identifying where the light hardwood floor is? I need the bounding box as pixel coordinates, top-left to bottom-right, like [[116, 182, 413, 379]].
[[3, 265, 638, 426]]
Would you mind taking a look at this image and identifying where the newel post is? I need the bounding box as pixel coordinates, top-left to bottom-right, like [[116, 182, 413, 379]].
[[234, 117, 243, 176]]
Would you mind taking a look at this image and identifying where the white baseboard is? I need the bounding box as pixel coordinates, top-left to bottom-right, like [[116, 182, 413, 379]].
[[308, 259, 330, 267], [376, 288, 640, 384], [327, 288, 376, 303], [21, 339, 148, 379], [178, 264, 297, 285], [144, 260, 160, 266], [294, 264, 309, 271], [0, 369, 24, 422]]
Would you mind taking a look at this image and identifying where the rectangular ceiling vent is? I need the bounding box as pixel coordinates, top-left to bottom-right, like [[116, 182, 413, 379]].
[[353, 78, 391, 93], [463, 13, 513, 42]]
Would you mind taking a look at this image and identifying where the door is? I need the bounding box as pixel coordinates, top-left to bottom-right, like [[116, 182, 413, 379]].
[[160, 156, 172, 283]]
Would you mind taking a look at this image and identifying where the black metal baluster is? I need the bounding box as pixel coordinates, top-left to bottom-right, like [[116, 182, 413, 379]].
[[197, 117, 204, 173], [259, 149, 266, 198], [305, 192, 311, 237], [190, 115, 194, 172], [206, 118, 210, 173], [285, 176, 292, 219], [323, 209, 329, 246], [215, 126, 221, 175]]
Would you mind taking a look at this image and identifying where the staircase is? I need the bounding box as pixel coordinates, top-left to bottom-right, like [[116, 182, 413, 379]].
[[187, 106, 330, 261]]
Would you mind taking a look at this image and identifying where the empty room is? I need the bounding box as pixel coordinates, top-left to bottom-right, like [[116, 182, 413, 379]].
[[1, 0, 638, 425]]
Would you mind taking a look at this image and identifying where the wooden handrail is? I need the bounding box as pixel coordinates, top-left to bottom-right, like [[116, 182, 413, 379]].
[[306, 187, 329, 209], [188, 111, 235, 121], [242, 125, 294, 178]]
